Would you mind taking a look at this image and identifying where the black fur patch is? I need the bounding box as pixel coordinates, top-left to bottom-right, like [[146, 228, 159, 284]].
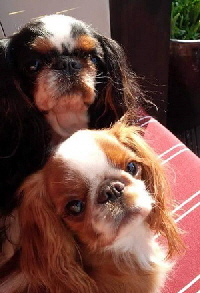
[[70, 22, 89, 39]]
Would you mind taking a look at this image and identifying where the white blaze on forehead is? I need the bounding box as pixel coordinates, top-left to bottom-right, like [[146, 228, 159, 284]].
[[41, 15, 88, 52], [56, 130, 110, 182]]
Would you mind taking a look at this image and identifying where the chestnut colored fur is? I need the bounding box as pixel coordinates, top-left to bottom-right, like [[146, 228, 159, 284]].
[[0, 123, 183, 293]]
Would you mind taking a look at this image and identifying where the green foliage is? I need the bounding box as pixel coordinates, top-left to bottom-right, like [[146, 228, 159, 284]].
[[171, 0, 200, 40]]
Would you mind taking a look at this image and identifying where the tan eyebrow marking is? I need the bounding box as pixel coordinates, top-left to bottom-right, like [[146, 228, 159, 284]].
[[31, 36, 55, 53], [76, 35, 96, 51], [95, 133, 130, 170]]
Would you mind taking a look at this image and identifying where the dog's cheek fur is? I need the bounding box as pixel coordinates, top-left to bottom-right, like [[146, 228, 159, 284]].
[[109, 123, 184, 257], [88, 32, 142, 129], [8, 33, 42, 100], [18, 172, 98, 293], [0, 39, 51, 217]]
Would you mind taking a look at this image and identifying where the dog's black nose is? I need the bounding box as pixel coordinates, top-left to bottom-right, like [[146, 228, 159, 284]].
[[68, 59, 82, 73], [98, 180, 125, 204], [53, 58, 82, 74]]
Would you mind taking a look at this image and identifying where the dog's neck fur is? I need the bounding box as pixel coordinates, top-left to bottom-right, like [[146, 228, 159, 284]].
[[0, 241, 170, 293], [79, 232, 171, 293], [81, 250, 169, 293], [0, 219, 171, 293]]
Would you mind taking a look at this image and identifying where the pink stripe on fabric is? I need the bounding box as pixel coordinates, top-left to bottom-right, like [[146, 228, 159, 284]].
[[161, 148, 189, 164], [158, 143, 185, 158], [172, 191, 200, 214], [140, 118, 157, 127], [176, 274, 200, 293], [175, 201, 200, 223], [139, 115, 200, 293], [137, 115, 152, 122], [164, 200, 200, 293]]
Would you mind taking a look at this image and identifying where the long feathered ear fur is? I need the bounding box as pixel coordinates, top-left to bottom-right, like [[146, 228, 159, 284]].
[[89, 33, 143, 129], [17, 172, 97, 293], [110, 123, 184, 258], [0, 39, 51, 221]]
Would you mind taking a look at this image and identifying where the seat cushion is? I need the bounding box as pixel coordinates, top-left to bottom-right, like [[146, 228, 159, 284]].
[[138, 115, 200, 293]]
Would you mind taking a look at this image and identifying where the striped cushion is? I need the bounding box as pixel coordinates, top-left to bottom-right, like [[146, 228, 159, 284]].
[[139, 116, 200, 293]]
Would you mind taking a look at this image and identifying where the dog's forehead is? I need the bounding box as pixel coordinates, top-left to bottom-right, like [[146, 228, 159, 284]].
[[56, 130, 108, 180], [55, 130, 129, 181], [38, 14, 94, 52]]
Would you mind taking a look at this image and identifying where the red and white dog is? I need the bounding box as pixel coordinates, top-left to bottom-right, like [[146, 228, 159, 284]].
[[0, 123, 182, 293]]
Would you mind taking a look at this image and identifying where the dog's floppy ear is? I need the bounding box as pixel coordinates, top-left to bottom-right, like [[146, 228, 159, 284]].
[[0, 38, 51, 216], [18, 172, 97, 293], [110, 122, 184, 257], [89, 33, 142, 129]]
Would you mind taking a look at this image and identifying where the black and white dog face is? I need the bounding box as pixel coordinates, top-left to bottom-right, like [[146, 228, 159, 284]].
[[0, 13, 140, 218], [8, 15, 105, 138], [1, 14, 141, 140]]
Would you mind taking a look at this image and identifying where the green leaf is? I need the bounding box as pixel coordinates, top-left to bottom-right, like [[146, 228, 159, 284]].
[[171, 0, 200, 39]]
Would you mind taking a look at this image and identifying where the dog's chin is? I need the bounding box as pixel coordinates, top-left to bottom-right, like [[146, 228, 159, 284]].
[[46, 109, 89, 141], [42, 91, 95, 140], [34, 68, 96, 140], [91, 206, 152, 252], [98, 213, 154, 265], [46, 101, 88, 140]]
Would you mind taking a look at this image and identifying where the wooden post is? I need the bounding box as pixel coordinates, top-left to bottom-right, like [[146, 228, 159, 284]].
[[109, 0, 172, 125]]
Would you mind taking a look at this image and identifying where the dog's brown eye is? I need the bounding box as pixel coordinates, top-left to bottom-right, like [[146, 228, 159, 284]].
[[126, 161, 138, 176], [65, 200, 85, 216]]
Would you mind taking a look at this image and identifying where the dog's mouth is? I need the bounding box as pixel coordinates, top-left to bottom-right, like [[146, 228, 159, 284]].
[[90, 204, 146, 249], [33, 67, 96, 139], [44, 91, 95, 139], [98, 201, 144, 229], [91, 178, 154, 248]]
